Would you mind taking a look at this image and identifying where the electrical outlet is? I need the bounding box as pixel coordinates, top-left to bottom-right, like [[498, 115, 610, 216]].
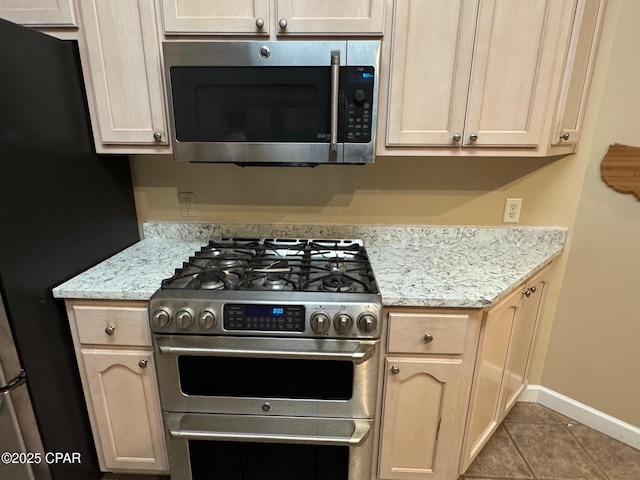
[[178, 192, 196, 217], [503, 198, 522, 223]]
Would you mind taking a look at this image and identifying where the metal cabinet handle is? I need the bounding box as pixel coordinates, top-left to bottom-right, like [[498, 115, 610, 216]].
[[329, 51, 340, 162], [105, 325, 116, 335], [560, 132, 570, 141], [138, 359, 148, 369], [423, 333, 434, 344], [452, 133, 462, 142], [390, 365, 400, 375], [469, 133, 478, 142], [279, 18, 288, 29], [523, 288, 532, 297], [530, 286, 537, 294], [153, 131, 163, 142], [0, 370, 26, 395], [255, 18, 264, 29]]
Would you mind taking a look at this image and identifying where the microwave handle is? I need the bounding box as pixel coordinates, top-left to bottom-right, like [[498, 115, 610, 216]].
[[329, 51, 340, 162]]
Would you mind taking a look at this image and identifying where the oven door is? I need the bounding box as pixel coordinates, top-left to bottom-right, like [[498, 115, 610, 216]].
[[163, 41, 379, 165], [154, 335, 379, 418], [164, 413, 373, 480]]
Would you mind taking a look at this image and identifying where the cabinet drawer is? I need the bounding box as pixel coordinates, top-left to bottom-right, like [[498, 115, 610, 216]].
[[387, 312, 469, 355], [73, 305, 151, 347]]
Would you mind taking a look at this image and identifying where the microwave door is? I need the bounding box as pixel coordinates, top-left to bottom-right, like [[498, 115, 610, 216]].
[[169, 65, 343, 164]]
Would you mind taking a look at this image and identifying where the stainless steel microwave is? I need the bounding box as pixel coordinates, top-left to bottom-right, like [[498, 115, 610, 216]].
[[163, 41, 380, 166]]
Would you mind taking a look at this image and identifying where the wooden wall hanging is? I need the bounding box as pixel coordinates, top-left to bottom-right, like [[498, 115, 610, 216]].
[[600, 143, 640, 200]]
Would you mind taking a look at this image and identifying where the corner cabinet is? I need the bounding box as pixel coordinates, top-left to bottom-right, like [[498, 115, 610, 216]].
[[459, 266, 550, 473], [378, 311, 482, 480], [77, 0, 170, 154], [65, 300, 168, 474], [159, 0, 384, 35], [377, 0, 607, 157]]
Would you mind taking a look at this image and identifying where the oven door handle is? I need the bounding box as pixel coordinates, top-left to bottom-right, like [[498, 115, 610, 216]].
[[157, 342, 375, 363], [166, 417, 371, 446]]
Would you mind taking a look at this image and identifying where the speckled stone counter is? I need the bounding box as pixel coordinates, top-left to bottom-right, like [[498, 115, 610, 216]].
[[53, 223, 567, 308]]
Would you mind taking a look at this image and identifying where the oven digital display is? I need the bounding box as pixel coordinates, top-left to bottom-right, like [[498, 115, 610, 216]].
[[224, 304, 305, 332]]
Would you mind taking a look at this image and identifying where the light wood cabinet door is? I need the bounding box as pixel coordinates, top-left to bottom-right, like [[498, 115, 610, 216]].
[[161, 0, 269, 34], [379, 358, 462, 480], [0, 0, 76, 27], [498, 272, 549, 417], [386, 0, 477, 146], [553, 0, 606, 146], [464, 0, 565, 147], [275, 0, 384, 35], [81, 348, 168, 472], [461, 296, 517, 470], [79, 0, 168, 147]]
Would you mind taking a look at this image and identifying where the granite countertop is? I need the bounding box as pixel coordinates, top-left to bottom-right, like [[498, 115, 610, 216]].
[[53, 223, 567, 308]]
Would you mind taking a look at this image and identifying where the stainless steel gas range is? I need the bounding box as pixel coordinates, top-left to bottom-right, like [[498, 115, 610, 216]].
[[149, 237, 382, 480]]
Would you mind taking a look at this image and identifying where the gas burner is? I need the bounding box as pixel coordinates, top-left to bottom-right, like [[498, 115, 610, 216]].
[[324, 257, 349, 273], [195, 270, 241, 290], [320, 274, 355, 293]]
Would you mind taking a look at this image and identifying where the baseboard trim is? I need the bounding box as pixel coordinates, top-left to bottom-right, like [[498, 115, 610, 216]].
[[520, 385, 640, 450]]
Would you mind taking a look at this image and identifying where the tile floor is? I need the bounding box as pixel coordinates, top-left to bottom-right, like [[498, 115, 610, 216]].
[[459, 402, 640, 480], [102, 403, 640, 480]]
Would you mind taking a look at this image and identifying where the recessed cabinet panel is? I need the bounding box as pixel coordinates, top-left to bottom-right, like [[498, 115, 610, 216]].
[[0, 0, 76, 27], [82, 349, 168, 472], [161, 0, 269, 34], [276, 0, 384, 34], [386, 0, 477, 146], [79, 0, 168, 145], [464, 0, 562, 147], [379, 358, 462, 480]]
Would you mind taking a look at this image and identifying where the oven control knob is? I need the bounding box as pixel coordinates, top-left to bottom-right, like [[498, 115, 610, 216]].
[[198, 309, 217, 329], [175, 309, 194, 329], [357, 313, 377, 333], [310, 312, 330, 334], [151, 308, 171, 328], [333, 313, 353, 334]]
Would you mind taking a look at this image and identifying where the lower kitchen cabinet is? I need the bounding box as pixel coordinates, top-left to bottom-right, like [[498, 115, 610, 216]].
[[379, 357, 462, 480], [65, 300, 168, 474], [81, 348, 167, 472], [378, 311, 482, 480], [460, 266, 550, 473]]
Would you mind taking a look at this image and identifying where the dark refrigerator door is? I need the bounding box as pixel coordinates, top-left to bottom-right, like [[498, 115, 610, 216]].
[[0, 19, 139, 480]]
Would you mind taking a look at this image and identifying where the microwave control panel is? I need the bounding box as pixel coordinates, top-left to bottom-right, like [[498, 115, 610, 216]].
[[344, 66, 375, 143]]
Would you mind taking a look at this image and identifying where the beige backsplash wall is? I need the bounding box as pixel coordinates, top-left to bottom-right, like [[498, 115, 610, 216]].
[[130, 0, 637, 427]]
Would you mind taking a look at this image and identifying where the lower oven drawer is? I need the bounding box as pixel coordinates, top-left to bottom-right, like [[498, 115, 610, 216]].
[[154, 335, 380, 418], [164, 413, 373, 480]]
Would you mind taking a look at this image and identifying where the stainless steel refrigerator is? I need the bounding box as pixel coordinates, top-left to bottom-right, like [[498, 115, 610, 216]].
[[0, 19, 140, 480]]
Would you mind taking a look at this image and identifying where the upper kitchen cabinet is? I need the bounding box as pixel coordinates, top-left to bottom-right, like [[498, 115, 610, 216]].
[[552, 0, 607, 147], [378, 0, 604, 157], [77, 0, 170, 153], [160, 0, 270, 35], [160, 0, 384, 35], [275, 0, 384, 35], [0, 0, 76, 27]]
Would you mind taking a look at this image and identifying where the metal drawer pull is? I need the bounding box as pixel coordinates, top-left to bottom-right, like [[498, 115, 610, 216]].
[[138, 359, 148, 369], [168, 419, 371, 446], [390, 365, 400, 375], [0, 370, 26, 395], [105, 325, 116, 335], [423, 333, 434, 344]]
